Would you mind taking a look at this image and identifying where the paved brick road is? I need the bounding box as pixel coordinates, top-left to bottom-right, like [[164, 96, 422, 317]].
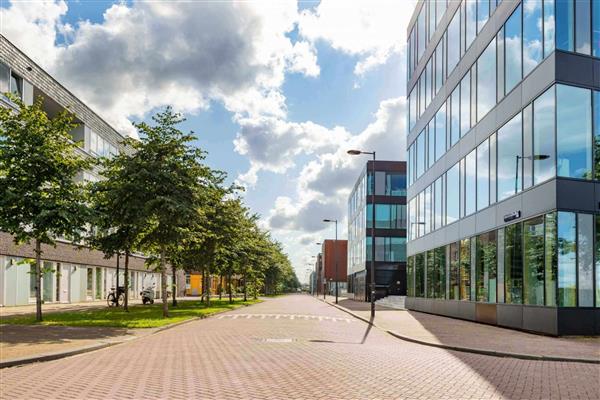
[[1, 295, 598, 399]]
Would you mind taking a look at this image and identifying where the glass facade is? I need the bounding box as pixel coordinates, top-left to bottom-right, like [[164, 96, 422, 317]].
[[406, 211, 600, 308]]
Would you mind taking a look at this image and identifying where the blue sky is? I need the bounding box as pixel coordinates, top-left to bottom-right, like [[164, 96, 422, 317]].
[[1, 0, 415, 282]]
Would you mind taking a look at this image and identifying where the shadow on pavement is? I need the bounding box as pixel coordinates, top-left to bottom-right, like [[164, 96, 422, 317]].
[[0, 325, 131, 346]]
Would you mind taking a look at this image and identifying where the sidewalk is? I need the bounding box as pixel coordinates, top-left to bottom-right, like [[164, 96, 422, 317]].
[[322, 296, 600, 363]]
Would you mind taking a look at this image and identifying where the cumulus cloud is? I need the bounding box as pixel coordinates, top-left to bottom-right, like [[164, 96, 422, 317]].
[[0, 0, 318, 137], [298, 0, 416, 75]]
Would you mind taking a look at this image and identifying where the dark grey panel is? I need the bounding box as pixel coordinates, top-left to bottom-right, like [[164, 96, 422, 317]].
[[555, 52, 595, 88], [521, 54, 555, 106], [522, 306, 557, 336], [557, 308, 600, 335], [456, 301, 477, 321], [495, 196, 523, 227], [556, 179, 596, 212], [497, 304, 523, 329]]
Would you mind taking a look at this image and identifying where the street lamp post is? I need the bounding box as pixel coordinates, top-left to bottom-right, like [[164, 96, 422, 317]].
[[323, 219, 339, 304], [347, 149, 376, 319], [515, 154, 550, 194]]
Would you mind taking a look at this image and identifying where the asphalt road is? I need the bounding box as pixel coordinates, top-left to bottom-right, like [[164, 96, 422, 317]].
[[1, 294, 598, 399]]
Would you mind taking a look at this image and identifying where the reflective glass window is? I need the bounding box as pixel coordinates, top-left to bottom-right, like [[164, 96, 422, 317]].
[[556, 0, 574, 52], [465, 149, 476, 216], [558, 211, 577, 307], [415, 253, 425, 297], [449, 242, 460, 300], [523, 216, 545, 306], [523, 104, 533, 190], [477, 38, 496, 121], [435, 104, 446, 160], [497, 227, 505, 303], [489, 133, 497, 204], [557, 84, 592, 179], [575, 0, 591, 55], [409, 89, 416, 130], [544, 0, 556, 57], [450, 87, 460, 147], [497, 27, 505, 102], [429, 0, 436, 40], [505, 4, 522, 94], [424, 186, 432, 235], [419, 76, 426, 117], [447, 9, 461, 74], [476, 231, 497, 303], [477, 0, 489, 33], [388, 173, 406, 196], [477, 139, 489, 211], [435, 41, 444, 94], [545, 212, 558, 307], [505, 222, 523, 304], [434, 247, 446, 299], [578, 213, 594, 307], [596, 91, 600, 180], [417, 131, 425, 178], [523, 0, 543, 76], [533, 87, 556, 184], [427, 122, 435, 169], [437, 0, 447, 26], [466, 0, 477, 49], [593, 0, 600, 57], [446, 163, 460, 224], [426, 250, 435, 297], [497, 112, 522, 201], [460, 71, 471, 137], [596, 215, 600, 307], [425, 59, 432, 108], [460, 238, 471, 300], [418, 7, 426, 61], [0, 62, 9, 93], [434, 176, 444, 229]]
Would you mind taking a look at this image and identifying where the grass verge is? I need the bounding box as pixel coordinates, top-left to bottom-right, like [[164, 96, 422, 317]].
[[0, 299, 261, 329]]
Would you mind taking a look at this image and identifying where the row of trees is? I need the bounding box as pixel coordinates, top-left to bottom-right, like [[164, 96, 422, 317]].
[[0, 96, 299, 321]]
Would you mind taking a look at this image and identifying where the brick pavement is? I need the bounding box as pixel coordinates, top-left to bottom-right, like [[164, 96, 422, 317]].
[[1, 294, 599, 399], [327, 297, 600, 362]]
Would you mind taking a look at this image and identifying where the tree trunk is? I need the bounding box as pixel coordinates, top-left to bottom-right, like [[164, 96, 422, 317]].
[[206, 271, 211, 307], [160, 246, 169, 318], [218, 274, 222, 300], [200, 266, 205, 302], [124, 250, 130, 312], [34, 239, 42, 322], [116, 252, 120, 303], [171, 262, 178, 307], [228, 272, 232, 304], [243, 269, 247, 302]]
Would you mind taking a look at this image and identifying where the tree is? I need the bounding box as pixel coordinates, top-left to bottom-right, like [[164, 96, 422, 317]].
[[0, 97, 92, 321], [124, 108, 208, 317], [89, 146, 146, 311]]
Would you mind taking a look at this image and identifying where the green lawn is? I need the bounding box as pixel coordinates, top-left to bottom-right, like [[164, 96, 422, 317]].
[[0, 299, 261, 329]]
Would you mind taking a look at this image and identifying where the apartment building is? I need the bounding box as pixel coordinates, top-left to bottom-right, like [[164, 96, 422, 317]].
[[347, 161, 407, 301], [405, 0, 600, 335], [0, 35, 167, 306]]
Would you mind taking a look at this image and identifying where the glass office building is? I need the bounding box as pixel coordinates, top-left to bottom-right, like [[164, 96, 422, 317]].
[[406, 0, 600, 335], [347, 161, 407, 301]]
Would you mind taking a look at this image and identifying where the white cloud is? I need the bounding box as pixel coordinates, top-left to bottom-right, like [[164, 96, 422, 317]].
[[0, 0, 318, 138], [298, 0, 416, 75]]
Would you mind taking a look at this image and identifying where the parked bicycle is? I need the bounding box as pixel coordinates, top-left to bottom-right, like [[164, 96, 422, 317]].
[[106, 286, 126, 307]]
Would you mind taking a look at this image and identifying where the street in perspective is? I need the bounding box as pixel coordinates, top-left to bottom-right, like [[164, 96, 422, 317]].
[[1, 0, 600, 399]]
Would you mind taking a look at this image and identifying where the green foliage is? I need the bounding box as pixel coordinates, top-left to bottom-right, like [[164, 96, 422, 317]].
[[0, 96, 93, 245]]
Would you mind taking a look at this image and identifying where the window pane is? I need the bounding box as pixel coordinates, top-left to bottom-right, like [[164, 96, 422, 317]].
[[497, 112, 522, 201], [419, 76, 426, 117], [593, 0, 600, 57], [466, 0, 477, 49], [557, 84, 592, 179], [556, 0, 574, 52], [375, 204, 391, 229], [389, 173, 406, 196], [446, 163, 460, 223], [544, 213, 557, 306], [435, 104, 446, 160], [477, 38, 496, 121], [390, 237, 406, 262], [478, 0, 489, 32], [447, 9, 461, 74], [418, 7, 426, 61], [505, 4, 522, 94], [434, 176, 443, 229], [465, 149, 476, 216], [449, 242, 460, 300], [490, 133, 497, 204], [595, 91, 600, 180], [427, 122, 435, 169], [424, 186, 432, 234], [450, 87, 460, 147], [460, 238, 471, 300], [505, 222, 523, 304], [29, 263, 36, 298], [497, 227, 505, 303], [596, 215, 600, 307], [0, 62, 9, 93], [429, 0, 435, 40], [425, 59, 432, 108], [415, 253, 425, 297], [434, 246, 446, 299], [575, 0, 591, 55], [435, 42, 444, 94], [523, 104, 533, 189], [558, 211, 577, 307], [437, 0, 447, 26], [409, 89, 416, 130], [460, 71, 471, 137], [476, 231, 497, 302], [523, 0, 543, 76], [577, 213, 593, 307], [477, 139, 489, 211], [523, 216, 545, 305], [544, 0, 556, 57], [497, 27, 505, 102], [533, 87, 556, 184], [417, 131, 425, 178], [426, 250, 435, 297]]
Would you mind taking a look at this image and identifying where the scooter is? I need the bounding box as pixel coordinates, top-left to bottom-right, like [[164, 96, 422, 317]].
[[141, 285, 155, 305]]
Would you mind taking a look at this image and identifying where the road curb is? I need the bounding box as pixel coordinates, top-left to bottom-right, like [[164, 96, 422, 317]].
[[320, 298, 600, 365], [0, 301, 259, 369]]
